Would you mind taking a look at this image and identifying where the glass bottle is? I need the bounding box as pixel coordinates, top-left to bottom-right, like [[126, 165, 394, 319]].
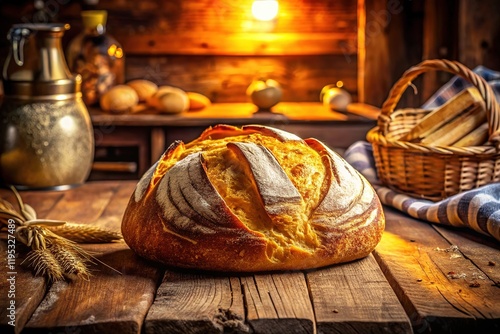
[[66, 10, 124, 106]]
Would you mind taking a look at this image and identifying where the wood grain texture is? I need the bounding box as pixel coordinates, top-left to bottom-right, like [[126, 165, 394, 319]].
[[374, 207, 500, 334], [0, 188, 62, 334], [145, 272, 248, 334], [119, 32, 357, 56], [36, 182, 117, 222], [125, 55, 358, 103], [18, 182, 162, 334], [242, 272, 315, 334], [308, 254, 411, 334], [24, 243, 162, 334], [1, 181, 499, 333], [421, 0, 458, 100], [0, 242, 46, 334], [72, 0, 358, 56], [0, 0, 357, 56], [459, 0, 500, 71], [93, 182, 136, 231]]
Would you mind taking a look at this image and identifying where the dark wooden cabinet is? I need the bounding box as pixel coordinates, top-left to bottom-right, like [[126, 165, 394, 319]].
[[89, 103, 376, 180]]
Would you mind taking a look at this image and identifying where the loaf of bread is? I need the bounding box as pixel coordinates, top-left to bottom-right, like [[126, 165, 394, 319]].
[[122, 125, 384, 272]]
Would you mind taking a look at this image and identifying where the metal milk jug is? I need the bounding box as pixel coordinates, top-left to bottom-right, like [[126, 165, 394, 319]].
[[0, 23, 94, 190]]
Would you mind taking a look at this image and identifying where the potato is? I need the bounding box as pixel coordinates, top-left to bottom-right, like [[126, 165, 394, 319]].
[[187, 92, 211, 111], [99, 85, 139, 113], [147, 86, 189, 113], [126, 79, 158, 102]]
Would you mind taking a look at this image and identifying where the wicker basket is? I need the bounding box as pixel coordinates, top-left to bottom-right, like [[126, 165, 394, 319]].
[[366, 59, 500, 201]]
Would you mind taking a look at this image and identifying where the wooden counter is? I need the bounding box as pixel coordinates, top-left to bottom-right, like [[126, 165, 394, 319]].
[[1, 181, 498, 334]]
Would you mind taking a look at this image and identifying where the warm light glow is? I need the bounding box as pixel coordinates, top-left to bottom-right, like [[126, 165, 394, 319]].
[[336, 80, 344, 88], [108, 44, 116, 56], [107, 44, 123, 58], [115, 47, 123, 58], [252, 0, 279, 21]]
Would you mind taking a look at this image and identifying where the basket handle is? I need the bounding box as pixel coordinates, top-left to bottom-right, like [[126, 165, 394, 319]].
[[378, 59, 500, 145]]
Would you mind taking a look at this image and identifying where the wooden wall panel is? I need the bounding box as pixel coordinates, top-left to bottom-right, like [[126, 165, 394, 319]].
[[459, 0, 500, 71], [421, 0, 458, 99], [2, 1, 499, 105], [362, 0, 425, 108], [61, 0, 359, 56], [0, 0, 359, 102], [125, 55, 358, 103]]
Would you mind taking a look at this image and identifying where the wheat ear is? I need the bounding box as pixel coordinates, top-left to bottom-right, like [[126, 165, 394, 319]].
[[46, 223, 122, 243], [24, 249, 65, 282]]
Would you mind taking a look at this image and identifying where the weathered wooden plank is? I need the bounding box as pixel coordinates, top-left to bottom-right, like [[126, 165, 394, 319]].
[[19, 191, 64, 219], [38, 181, 118, 222], [421, 0, 458, 101], [125, 56, 358, 103], [431, 224, 500, 291], [0, 0, 356, 69], [241, 272, 315, 334], [75, 0, 358, 35], [0, 188, 62, 334], [458, 0, 500, 71], [144, 271, 247, 334], [0, 241, 47, 334], [69, 0, 358, 56], [362, 0, 425, 107], [374, 207, 500, 334], [308, 254, 411, 334], [93, 181, 136, 232], [119, 32, 357, 56], [20, 182, 162, 333], [24, 243, 162, 334]]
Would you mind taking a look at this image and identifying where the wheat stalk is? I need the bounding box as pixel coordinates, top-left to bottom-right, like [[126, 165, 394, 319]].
[[47, 242, 91, 280], [2, 186, 122, 281], [24, 248, 64, 282], [46, 223, 122, 243]]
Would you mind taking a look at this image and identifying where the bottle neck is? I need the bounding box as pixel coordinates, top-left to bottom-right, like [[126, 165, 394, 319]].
[[83, 23, 106, 36]]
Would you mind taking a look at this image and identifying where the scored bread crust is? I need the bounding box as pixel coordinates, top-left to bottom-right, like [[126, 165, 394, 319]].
[[122, 124, 384, 272]]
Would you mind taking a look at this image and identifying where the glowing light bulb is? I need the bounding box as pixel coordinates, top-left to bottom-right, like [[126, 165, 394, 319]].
[[252, 0, 279, 21]]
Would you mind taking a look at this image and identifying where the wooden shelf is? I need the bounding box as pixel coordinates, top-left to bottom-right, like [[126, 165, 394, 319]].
[[89, 102, 373, 126], [89, 102, 376, 179]]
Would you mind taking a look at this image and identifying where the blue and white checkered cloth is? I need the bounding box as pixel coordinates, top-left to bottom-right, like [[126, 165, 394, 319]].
[[345, 66, 500, 242], [422, 65, 500, 108]]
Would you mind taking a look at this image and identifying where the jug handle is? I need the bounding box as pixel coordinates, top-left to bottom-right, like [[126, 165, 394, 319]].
[[8, 27, 32, 66]]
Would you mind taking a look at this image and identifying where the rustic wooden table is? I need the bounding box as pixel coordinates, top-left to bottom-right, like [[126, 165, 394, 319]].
[[1, 181, 499, 334]]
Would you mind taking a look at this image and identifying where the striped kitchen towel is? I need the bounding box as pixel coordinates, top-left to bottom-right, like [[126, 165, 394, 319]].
[[345, 142, 500, 242], [422, 65, 500, 108]]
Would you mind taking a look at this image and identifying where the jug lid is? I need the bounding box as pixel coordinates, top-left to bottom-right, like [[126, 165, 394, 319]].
[[3, 22, 80, 97], [10, 22, 70, 32]]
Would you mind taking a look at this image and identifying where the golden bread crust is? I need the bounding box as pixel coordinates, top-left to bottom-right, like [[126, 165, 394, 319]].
[[122, 125, 384, 272]]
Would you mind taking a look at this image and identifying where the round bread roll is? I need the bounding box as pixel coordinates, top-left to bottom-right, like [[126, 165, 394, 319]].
[[127, 79, 158, 102], [147, 85, 190, 113], [122, 125, 384, 272], [99, 85, 139, 113]]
